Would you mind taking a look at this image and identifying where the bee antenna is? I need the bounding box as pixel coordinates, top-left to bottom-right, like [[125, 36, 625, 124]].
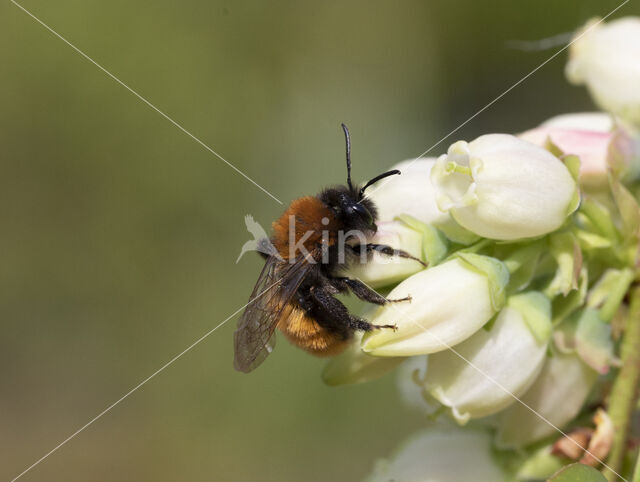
[[359, 169, 401, 199], [341, 123, 354, 193]]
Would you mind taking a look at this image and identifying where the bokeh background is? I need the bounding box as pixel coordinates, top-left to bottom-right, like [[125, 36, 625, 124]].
[[2, 1, 639, 480]]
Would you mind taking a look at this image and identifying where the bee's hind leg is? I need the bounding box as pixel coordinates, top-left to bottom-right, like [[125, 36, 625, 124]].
[[330, 277, 411, 305], [309, 286, 397, 333]]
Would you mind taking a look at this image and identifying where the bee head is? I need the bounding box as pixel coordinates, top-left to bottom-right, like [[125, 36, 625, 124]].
[[319, 186, 378, 236], [318, 124, 402, 237]]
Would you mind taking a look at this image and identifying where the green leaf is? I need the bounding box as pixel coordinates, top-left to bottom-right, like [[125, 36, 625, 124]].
[[547, 463, 607, 481]]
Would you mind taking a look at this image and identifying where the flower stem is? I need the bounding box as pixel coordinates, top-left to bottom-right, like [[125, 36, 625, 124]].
[[603, 285, 640, 481], [633, 450, 640, 482]]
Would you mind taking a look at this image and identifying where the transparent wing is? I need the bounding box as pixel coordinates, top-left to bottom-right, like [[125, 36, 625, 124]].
[[233, 255, 314, 373]]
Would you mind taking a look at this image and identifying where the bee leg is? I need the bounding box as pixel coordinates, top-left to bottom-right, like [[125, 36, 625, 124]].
[[309, 286, 394, 333], [330, 277, 411, 305], [351, 243, 427, 267]]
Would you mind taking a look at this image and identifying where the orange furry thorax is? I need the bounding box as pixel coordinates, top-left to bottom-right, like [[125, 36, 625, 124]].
[[272, 196, 339, 260]]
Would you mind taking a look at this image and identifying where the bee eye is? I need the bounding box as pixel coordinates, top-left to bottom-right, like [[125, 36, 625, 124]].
[[352, 203, 373, 225]]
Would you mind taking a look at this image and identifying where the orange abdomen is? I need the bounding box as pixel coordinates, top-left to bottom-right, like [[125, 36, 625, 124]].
[[277, 304, 349, 356]]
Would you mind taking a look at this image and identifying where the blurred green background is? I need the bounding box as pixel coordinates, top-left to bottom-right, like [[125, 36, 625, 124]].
[[1, 1, 639, 480]]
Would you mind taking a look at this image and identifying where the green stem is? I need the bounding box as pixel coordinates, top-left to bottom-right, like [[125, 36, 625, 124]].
[[603, 286, 640, 481], [633, 450, 640, 482]]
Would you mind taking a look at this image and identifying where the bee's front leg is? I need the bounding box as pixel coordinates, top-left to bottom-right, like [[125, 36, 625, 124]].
[[349, 243, 427, 267]]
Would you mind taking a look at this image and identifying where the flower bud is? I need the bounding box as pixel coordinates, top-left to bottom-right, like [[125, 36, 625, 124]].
[[361, 253, 508, 356], [519, 112, 640, 188], [365, 428, 506, 482], [495, 353, 598, 448], [566, 17, 640, 128], [421, 294, 550, 424], [431, 134, 578, 240], [366, 158, 451, 225]]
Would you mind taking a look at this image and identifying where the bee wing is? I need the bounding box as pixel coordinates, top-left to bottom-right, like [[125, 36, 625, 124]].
[[233, 254, 314, 373]]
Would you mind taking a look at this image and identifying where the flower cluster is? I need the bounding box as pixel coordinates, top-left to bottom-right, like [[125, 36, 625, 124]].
[[323, 16, 640, 482]]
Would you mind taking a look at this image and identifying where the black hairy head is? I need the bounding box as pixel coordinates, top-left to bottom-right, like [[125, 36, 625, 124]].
[[318, 185, 378, 236]]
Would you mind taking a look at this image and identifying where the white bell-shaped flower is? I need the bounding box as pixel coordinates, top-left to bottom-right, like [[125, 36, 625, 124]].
[[361, 253, 508, 356], [495, 352, 598, 448], [366, 158, 451, 225], [422, 293, 551, 424], [519, 112, 640, 188], [566, 17, 640, 128], [431, 134, 579, 240], [365, 428, 507, 482], [344, 219, 429, 288]]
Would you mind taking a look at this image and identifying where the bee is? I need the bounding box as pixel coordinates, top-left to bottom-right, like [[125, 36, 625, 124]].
[[233, 124, 424, 373]]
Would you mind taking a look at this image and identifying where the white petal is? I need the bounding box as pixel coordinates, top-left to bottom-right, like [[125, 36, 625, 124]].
[[362, 259, 497, 356], [396, 356, 439, 414], [495, 353, 598, 448], [566, 17, 640, 127], [366, 428, 506, 482], [432, 134, 577, 240], [423, 306, 548, 423], [367, 158, 451, 225], [345, 221, 424, 288]]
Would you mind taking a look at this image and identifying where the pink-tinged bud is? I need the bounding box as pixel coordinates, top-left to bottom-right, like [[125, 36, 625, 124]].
[[519, 112, 640, 189]]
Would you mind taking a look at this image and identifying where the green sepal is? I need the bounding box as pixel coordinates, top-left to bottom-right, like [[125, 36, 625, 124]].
[[553, 308, 617, 374], [455, 252, 509, 312], [547, 463, 607, 481], [552, 267, 588, 326], [501, 241, 545, 293], [507, 291, 552, 343], [563, 155, 581, 216], [545, 231, 582, 297], [395, 214, 448, 266], [587, 268, 635, 322], [433, 217, 481, 246], [609, 173, 640, 244], [579, 198, 621, 243], [573, 229, 612, 250], [563, 154, 581, 183], [544, 135, 564, 158], [515, 446, 565, 482]]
